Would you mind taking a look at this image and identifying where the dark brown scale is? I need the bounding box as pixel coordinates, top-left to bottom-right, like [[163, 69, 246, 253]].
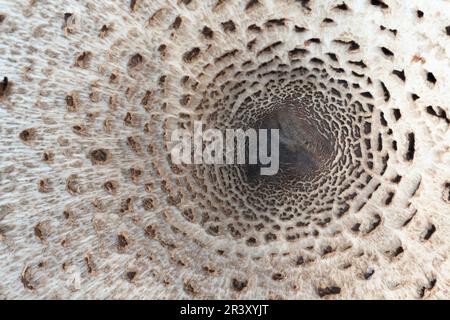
[[221, 20, 236, 32]]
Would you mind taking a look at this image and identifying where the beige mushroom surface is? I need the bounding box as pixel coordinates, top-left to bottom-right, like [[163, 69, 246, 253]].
[[0, 0, 449, 299]]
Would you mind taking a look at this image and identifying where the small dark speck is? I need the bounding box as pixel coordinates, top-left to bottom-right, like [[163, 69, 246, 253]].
[[426, 72, 437, 84]]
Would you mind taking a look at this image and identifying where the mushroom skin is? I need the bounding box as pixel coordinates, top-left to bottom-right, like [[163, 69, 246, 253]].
[[0, 0, 449, 299]]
